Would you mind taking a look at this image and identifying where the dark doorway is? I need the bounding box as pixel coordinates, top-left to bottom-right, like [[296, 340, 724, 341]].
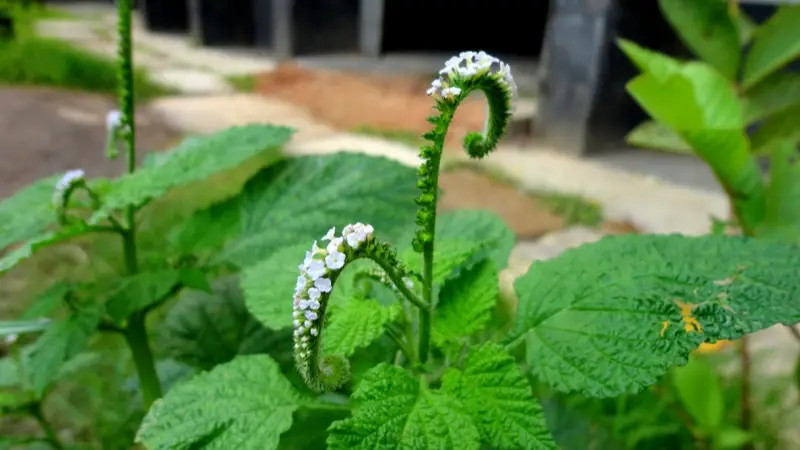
[[382, 0, 548, 58], [140, 0, 189, 33], [189, 0, 256, 47], [292, 0, 360, 55]]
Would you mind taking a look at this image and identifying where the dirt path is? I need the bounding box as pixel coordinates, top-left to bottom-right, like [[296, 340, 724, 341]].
[[0, 87, 182, 198]]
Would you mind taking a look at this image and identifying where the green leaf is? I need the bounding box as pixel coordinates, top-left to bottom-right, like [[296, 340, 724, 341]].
[[505, 233, 800, 397], [750, 103, 800, 153], [93, 125, 293, 221], [327, 364, 481, 450], [160, 277, 291, 370], [28, 307, 100, 395], [658, 0, 741, 80], [442, 343, 557, 449], [756, 140, 800, 243], [324, 298, 401, 357], [168, 196, 241, 258], [713, 426, 752, 450], [742, 72, 800, 124], [0, 319, 50, 338], [624, 61, 765, 232], [0, 175, 59, 251], [672, 356, 724, 430], [432, 209, 516, 271], [434, 260, 499, 347], [0, 225, 89, 275], [136, 355, 300, 450], [625, 120, 693, 155], [278, 405, 350, 450], [741, 4, 800, 89], [19, 283, 70, 320], [178, 267, 212, 293], [403, 239, 486, 286], [241, 243, 309, 330], [734, 8, 758, 46], [104, 269, 180, 323], [617, 39, 682, 80], [218, 152, 418, 268]]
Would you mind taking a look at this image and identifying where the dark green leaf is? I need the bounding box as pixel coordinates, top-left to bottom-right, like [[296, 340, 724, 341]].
[[104, 269, 180, 323], [756, 140, 800, 243], [168, 196, 241, 258], [741, 4, 800, 89], [742, 72, 800, 124], [178, 267, 212, 293], [434, 260, 499, 347], [19, 282, 70, 320]]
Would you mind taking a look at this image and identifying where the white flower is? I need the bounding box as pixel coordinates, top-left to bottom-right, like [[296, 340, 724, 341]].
[[308, 299, 320, 310], [306, 260, 327, 280], [53, 169, 85, 206], [404, 278, 414, 289], [325, 251, 345, 270], [307, 287, 321, 301], [305, 311, 318, 321], [441, 87, 462, 99], [322, 227, 336, 241], [293, 310, 302, 319], [315, 277, 332, 293], [293, 320, 300, 328], [4, 334, 18, 346], [427, 51, 516, 109], [311, 240, 325, 256], [295, 275, 308, 292], [304, 320, 312, 328], [310, 328, 318, 336], [298, 299, 310, 310], [326, 237, 343, 254], [106, 110, 123, 131]]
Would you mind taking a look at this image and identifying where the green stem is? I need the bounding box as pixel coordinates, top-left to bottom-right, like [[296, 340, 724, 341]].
[[386, 325, 416, 365], [123, 312, 162, 410], [419, 244, 434, 365], [30, 402, 64, 450]]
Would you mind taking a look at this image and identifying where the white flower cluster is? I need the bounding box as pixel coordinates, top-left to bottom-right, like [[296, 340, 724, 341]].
[[52, 169, 85, 206], [106, 110, 122, 131], [426, 51, 517, 105], [293, 223, 375, 356]]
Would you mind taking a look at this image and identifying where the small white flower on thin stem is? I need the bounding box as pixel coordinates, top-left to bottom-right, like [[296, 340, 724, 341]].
[[106, 110, 123, 132], [53, 169, 85, 206], [426, 50, 517, 110]]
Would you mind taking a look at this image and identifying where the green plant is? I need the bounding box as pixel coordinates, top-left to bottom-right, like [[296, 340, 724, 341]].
[[1, 2, 799, 449], [621, 0, 800, 445]]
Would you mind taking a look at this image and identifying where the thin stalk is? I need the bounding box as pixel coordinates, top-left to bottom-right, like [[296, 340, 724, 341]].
[[419, 246, 434, 365], [738, 336, 754, 450], [386, 326, 415, 366], [116, 0, 162, 409], [30, 402, 64, 450]]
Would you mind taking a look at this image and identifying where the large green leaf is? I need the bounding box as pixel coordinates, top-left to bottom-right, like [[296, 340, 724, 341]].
[[672, 356, 724, 430], [441, 343, 557, 449], [750, 103, 800, 153], [324, 298, 401, 357], [430, 209, 516, 270], [93, 125, 292, 221], [104, 269, 181, 323], [0, 175, 59, 251], [433, 260, 499, 347], [0, 225, 88, 275], [159, 277, 291, 370], [755, 140, 800, 243], [658, 0, 741, 80], [625, 120, 693, 155], [19, 283, 70, 320], [136, 355, 300, 450], [505, 234, 800, 397], [741, 4, 800, 89], [28, 307, 100, 395], [0, 319, 51, 338], [168, 195, 241, 258], [217, 152, 418, 268], [403, 239, 487, 286], [742, 72, 800, 124], [623, 55, 765, 232], [327, 364, 481, 450]]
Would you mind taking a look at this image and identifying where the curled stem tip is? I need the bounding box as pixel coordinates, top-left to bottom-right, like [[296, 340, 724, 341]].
[[413, 50, 517, 251], [292, 223, 422, 392]]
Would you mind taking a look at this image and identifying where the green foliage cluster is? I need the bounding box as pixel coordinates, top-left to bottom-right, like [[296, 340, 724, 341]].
[[0, 1, 798, 449]]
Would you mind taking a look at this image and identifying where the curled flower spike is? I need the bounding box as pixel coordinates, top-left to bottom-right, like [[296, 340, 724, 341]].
[[413, 50, 516, 252], [293, 223, 424, 392], [52, 169, 85, 208]]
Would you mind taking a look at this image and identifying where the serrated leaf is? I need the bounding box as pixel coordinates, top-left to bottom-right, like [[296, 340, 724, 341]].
[[104, 269, 180, 323], [136, 355, 300, 450], [672, 356, 724, 430], [658, 0, 741, 80], [403, 239, 486, 286], [0, 225, 89, 275], [505, 233, 800, 397], [324, 298, 401, 357], [626, 120, 693, 154], [433, 210, 516, 270], [742, 4, 800, 89], [0, 319, 51, 338], [327, 364, 480, 450], [93, 125, 293, 220], [218, 152, 418, 268], [19, 283, 70, 320], [168, 196, 241, 258], [28, 307, 100, 395], [160, 277, 290, 370], [742, 72, 800, 124], [434, 260, 499, 346], [0, 175, 59, 251], [241, 243, 310, 330], [441, 343, 557, 449], [756, 140, 800, 243], [278, 406, 350, 450]]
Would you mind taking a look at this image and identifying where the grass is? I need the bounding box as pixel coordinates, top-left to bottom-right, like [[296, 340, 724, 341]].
[[0, 2, 170, 101]]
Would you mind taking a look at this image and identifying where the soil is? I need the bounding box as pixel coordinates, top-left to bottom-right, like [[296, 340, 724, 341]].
[[0, 87, 182, 198], [254, 63, 492, 151]]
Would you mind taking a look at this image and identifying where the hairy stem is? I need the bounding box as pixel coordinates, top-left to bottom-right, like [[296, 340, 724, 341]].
[[30, 402, 64, 450], [420, 246, 434, 365], [123, 312, 162, 409]]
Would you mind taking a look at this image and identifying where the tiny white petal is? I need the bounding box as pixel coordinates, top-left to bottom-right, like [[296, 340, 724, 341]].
[[307, 287, 321, 301], [310, 328, 318, 336], [315, 277, 332, 293], [308, 300, 321, 310], [325, 252, 346, 270], [304, 320, 312, 328], [306, 260, 327, 280], [322, 227, 336, 241], [106, 110, 123, 131], [305, 311, 318, 321]]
